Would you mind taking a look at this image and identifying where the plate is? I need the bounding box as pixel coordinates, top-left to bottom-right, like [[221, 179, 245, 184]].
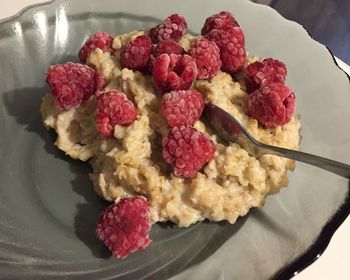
[[0, 0, 349, 279]]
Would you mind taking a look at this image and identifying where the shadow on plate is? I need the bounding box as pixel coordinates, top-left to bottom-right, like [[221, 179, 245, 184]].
[[2, 84, 112, 259]]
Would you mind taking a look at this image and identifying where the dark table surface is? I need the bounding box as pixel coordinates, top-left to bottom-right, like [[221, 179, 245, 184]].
[[256, 0, 350, 64]]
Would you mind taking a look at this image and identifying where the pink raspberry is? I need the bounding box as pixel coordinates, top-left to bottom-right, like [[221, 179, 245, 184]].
[[47, 62, 98, 110], [96, 197, 152, 259], [161, 90, 205, 127], [201, 11, 239, 35], [78, 32, 114, 64], [188, 37, 222, 80], [205, 27, 246, 73], [149, 14, 187, 43], [120, 35, 153, 71], [96, 90, 138, 138], [248, 82, 296, 128], [246, 58, 288, 93], [148, 40, 184, 74], [152, 53, 198, 94], [163, 126, 215, 178]]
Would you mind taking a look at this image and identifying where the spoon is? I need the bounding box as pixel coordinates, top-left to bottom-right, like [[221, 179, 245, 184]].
[[204, 103, 350, 178]]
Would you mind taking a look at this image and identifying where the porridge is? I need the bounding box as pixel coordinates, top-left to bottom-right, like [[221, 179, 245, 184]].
[[41, 11, 300, 259]]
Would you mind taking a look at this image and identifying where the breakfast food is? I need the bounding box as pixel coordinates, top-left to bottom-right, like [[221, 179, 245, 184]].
[[40, 11, 300, 259]]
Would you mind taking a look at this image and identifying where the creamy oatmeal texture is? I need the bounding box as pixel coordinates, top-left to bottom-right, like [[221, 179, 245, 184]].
[[41, 31, 300, 227]]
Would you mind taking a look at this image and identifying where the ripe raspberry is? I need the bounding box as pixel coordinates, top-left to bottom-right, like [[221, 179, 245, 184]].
[[78, 32, 114, 63], [205, 26, 246, 73], [149, 14, 187, 43], [148, 40, 184, 74], [120, 35, 153, 71], [96, 90, 138, 138], [96, 197, 152, 259], [201, 11, 239, 35], [153, 53, 198, 94], [248, 82, 296, 128], [246, 58, 288, 93], [47, 62, 97, 110], [188, 37, 222, 80], [161, 90, 205, 127], [163, 126, 215, 178]]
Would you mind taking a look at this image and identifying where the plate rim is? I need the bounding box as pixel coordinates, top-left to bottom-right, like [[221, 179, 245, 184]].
[[0, 0, 349, 279]]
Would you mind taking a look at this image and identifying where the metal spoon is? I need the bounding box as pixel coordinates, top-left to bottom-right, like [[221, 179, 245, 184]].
[[204, 103, 350, 178]]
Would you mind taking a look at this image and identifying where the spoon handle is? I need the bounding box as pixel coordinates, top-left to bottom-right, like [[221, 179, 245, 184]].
[[257, 143, 350, 178]]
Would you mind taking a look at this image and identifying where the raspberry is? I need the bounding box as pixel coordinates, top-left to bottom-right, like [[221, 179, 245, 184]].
[[163, 126, 215, 178], [120, 35, 153, 71], [148, 40, 184, 74], [246, 58, 288, 93], [188, 37, 222, 80], [149, 14, 187, 43], [96, 197, 152, 259], [161, 90, 205, 127], [47, 62, 97, 110], [78, 32, 114, 64], [205, 27, 246, 73], [96, 90, 138, 138], [153, 53, 198, 94], [248, 82, 296, 128], [201, 11, 239, 35]]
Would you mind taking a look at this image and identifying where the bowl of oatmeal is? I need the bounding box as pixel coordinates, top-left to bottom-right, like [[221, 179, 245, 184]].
[[0, 0, 349, 279]]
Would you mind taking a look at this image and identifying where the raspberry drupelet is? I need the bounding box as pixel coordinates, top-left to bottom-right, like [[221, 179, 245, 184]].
[[189, 37, 222, 80], [248, 82, 296, 128], [78, 32, 114, 64], [120, 35, 153, 71], [161, 90, 205, 127], [163, 126, 215, 179], [149, 14, 187, 44], [154, 39, 184, 57], [201, 11, 239, 35], [152, 53, 198, 94], [96, 90, 138, 138], [205, 26, 246, 73], [245, 58, 288, 93], [96, 197, 152, 259], [47, 62, 98, 110]]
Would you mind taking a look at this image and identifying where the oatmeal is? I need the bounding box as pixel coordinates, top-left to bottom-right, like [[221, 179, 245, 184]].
[[41, 31, 300, 228]]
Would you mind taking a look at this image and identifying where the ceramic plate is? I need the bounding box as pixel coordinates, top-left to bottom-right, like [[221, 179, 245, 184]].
[[0, 0, 349, 279]]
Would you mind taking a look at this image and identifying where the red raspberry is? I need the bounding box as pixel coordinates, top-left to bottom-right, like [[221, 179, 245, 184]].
[[153, 53, 198, 94], [248, 82, 296, 128], [205, 27, 246, 73], [246, 58, 288, 93], [96, 197, 152, 259], [78, 32, 114, 64], [163, 126, 215, 178], [149, 14, 187, 44], [148, 40, 184, 74], [96, 90, 138, 138], [188, 37, 222, 80], [47, 62, 97, 110], [120, 35, 153, 71], [161, 90, 205, 127], [201, 11, 239, 35]]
